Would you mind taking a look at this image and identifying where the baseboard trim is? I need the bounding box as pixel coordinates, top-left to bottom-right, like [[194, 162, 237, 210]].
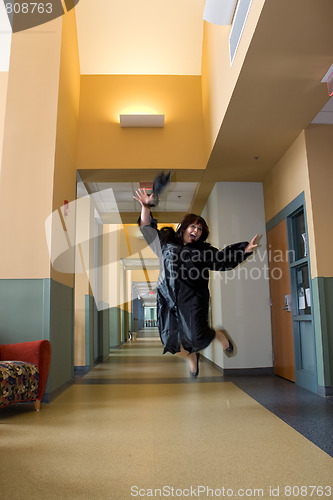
[[223, 367, 275, 376], [318, 385, 333, 397], [74, 365, 90, 377], [45, 378, 74, 402], [201, 356, 274, 376]]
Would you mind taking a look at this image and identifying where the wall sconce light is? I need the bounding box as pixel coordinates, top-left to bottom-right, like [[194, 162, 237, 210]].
[[120, 114, 164, 128]]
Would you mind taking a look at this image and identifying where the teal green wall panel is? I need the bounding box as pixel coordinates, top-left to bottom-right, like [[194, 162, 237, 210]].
[[48, 279, 74, 393], [0, 278, 74, 396], [109, 307, 121, 348], [312, 277, 333, 392], [0, 279, 45, 343], [85, 295, 95, 367], [121, 309, 131, 343], [100, 308, 110, 359], [126, 312, 132, 341]]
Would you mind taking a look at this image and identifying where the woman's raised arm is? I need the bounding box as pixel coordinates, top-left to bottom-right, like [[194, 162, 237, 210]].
[[133, 188, 155, 226]]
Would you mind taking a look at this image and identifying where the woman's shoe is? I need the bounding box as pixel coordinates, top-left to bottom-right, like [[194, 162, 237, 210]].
[[219, 328, 235, 358], [224, 339, 234, 358], [190, 352, 200, 378], [216, 327, 236, 358]]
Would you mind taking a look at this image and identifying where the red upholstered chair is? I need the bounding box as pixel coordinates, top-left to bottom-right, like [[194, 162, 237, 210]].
[[0, 340, 51, 411]]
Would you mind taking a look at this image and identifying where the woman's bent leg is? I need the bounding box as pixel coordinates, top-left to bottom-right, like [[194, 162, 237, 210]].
[[175, 343, 199, 375]]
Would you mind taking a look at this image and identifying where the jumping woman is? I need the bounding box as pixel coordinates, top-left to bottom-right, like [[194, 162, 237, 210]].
[[134, 188, 258, 377]]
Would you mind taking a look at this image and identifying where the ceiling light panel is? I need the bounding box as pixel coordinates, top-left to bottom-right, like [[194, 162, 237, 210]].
[[85, 182, 198, 214]]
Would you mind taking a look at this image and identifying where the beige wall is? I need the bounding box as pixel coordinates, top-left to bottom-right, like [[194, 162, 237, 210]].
[[263, 125, 333, 279], [263, 132, 309, 222], [77, 75, 205, 171], [263, 131, 317, 277], [131, 269, 159, 283], [305, 125, 333, 278], [51, 8, 80, 287], [0, 21, 62, 279], [0, 11, 80, 283], [74, 270, 88, 366], [74, 194, 96, 366], [0, 72, 9, 179], [201, 0, 265, 158]]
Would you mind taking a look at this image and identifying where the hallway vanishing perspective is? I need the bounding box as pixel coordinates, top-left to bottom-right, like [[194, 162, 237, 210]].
[[1, 2, 333, 499], [1, 339, 332, 500]]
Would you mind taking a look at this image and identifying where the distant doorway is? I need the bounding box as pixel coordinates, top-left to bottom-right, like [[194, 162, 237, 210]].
[[144, 306, 157, 328]]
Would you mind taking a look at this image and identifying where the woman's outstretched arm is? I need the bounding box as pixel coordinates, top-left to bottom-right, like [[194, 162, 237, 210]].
[[201, 234, 259, 271], [133, 188, 155, 226], [245, 234, 259, 254]]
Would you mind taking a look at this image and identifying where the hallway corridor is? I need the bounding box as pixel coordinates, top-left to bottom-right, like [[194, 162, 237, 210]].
[[1, 340, 333, 499]]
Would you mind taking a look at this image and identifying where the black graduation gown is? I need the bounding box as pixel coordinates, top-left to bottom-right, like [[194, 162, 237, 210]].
[[140, 215, 251, 354]]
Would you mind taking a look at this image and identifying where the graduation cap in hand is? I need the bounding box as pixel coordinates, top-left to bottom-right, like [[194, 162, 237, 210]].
[[150, 171, 172, 206]]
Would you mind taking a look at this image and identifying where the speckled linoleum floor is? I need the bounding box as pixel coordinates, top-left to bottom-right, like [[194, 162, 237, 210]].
[[1, 340, 332, 500]]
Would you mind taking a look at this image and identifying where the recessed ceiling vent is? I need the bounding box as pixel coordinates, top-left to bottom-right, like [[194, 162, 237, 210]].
[[229, 0, 253, 66]]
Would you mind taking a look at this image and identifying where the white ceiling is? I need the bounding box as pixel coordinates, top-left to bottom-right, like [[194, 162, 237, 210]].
[[311, 96, 333, 125], [75, 0, 206, 75], [86, 181, 198, 222], [132, 281, 157, 306]]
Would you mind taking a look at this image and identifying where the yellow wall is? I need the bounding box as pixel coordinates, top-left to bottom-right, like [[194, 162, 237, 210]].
[[201, 0, 265, 157], [123, 222, 177, 259], [74, 270, 88, 366], [0, 72, 9, 179], [263, 126, 333, 279], [109, 224, 121, 310], [0, 11, 80, 283], [305, 125, 333, 277], [263, 132, 310, 221], [263, 131, 316, 276], [0, 21, 62, 279], [77, 75, 205, 171], [51, 8, 80, 287], [74, 195, 96, 366], [131, 269, 159, 284]]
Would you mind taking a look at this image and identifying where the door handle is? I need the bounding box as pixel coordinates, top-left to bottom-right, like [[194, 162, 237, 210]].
[[282, 294, 292, 312]]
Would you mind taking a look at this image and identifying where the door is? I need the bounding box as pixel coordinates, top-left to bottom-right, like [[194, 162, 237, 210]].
[[287, 207, 317, 393], [267, 219, 295, 381]]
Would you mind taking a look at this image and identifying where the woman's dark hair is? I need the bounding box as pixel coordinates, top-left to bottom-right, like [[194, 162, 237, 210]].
[[159, 226, 176, 245], [175, 213, 209, 244]]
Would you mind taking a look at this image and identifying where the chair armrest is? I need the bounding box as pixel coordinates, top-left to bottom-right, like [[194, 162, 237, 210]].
[[0, 340, 51, 400]]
